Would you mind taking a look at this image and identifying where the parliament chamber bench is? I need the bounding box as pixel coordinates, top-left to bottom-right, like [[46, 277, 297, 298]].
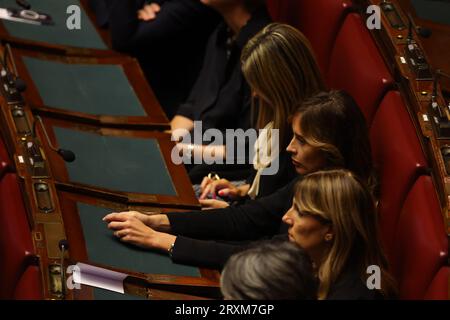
[[0, 0, 448, 299]]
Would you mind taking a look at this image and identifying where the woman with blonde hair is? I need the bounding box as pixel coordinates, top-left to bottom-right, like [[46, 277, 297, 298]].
[[283, 170, 397, 299], [198, 23, 326, 208]]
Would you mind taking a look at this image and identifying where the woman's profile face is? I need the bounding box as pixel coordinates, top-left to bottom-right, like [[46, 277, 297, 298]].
[[286, 114, 326, 175], [282, 204, 330, 253]]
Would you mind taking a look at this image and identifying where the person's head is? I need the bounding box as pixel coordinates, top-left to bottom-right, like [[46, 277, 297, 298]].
[[242, 23, 326, 147], [221, 241, 318, 300], [282, 169, 396, 299], [286, 91, 373, 184], [201, 0, 266, 13]]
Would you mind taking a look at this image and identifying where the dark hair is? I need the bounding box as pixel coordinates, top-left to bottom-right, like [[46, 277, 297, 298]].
[[293, 91, 374, 187], [221, 241, 318, 300]]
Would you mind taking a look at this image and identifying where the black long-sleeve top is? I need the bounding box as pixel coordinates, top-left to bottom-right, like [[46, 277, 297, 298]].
[[167, 178, 299, 269], [104, 0, 221, 118], [176, 8, 272, 133]]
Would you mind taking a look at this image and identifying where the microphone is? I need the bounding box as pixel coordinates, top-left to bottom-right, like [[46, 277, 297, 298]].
[[407, 13, 432, 40], [432, 69, 450, 102], [1, 42, 26, 94], [34, 116, 76, 163], [58, 239, 69, 299], [16, 0, 31, 10]]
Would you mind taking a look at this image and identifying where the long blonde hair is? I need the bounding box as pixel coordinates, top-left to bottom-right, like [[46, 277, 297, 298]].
[[294, 170, 397, 299], [241, 23, 326, 147]]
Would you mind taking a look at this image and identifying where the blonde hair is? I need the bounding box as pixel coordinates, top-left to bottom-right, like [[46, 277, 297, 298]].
[[293, 170, 397, 299], [241, 23, 326, 147]]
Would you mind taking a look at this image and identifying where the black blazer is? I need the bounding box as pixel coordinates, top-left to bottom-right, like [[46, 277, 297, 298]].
[[244, 150, 297, 199], [327, 267, 385, 300], [167, 178, 299, 269], [176, 8, 272, 134]]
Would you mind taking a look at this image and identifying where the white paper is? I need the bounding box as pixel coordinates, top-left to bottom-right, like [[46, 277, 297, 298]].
[[73, 262, 128, 294], [0, 8, 41, 25]]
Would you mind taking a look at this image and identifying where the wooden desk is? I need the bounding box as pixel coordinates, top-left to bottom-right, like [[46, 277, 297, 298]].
[[0, 0, 115, 56]]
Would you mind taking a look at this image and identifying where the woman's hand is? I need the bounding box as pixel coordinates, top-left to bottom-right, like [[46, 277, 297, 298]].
[[103, 211, 172, 233], [104, 213, 175, 251], [200, 178, 242, 200], [137, 3, 161, 21], [199, 199, 230, 210]]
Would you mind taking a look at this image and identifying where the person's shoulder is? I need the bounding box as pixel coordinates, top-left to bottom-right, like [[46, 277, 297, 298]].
[[327, 270, 384, 300]]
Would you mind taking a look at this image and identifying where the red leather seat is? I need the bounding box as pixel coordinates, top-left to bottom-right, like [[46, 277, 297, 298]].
[[392, 176, 448, 300], [294, 0, 353, 74], [0, 174, 35, 299], [424, 267, 449, 300], [0, 136, 12, 179], [370, 91, 428, 261], [13, 266, 43, 300], [266, 0, 281, 21], [327, 14, 393, 124]]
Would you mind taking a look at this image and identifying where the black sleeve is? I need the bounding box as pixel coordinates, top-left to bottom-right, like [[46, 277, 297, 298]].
[[108, 0, 210, 52], [171, 236, 244, 269], [171, 234, 290, 270], [167, 179, 297, 241]]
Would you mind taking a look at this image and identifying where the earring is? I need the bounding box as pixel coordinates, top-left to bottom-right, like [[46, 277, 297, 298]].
[[325, 234, 333, 241]]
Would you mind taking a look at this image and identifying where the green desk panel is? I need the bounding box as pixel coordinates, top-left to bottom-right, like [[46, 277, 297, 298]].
[[411, 0, 450, 26], [24, 57, 146, 117], [54, 127, 176, 196], [94, 288, 146, 300], [92, 288, 144, 300], [78, 202, 200, 277], [0, 0, 107, 49]]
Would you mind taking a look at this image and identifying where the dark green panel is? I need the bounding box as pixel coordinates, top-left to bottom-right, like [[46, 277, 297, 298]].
[[411, 0, 450, 26], [77, 203, 200, 278], [54, 127, 176, 196], [23, 57, 146, 117], [0, 0, 107, 49], [93, 287, 145, 300]]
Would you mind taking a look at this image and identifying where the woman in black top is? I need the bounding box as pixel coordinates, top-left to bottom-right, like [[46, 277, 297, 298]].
[[103, 91, 374, 269], [171, 1, 272, 182], [100, 0, 221, 118], [282, 169, 397, 299]]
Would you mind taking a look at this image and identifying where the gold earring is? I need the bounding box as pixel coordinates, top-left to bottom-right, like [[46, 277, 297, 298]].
[[325, 234, 333, 241]]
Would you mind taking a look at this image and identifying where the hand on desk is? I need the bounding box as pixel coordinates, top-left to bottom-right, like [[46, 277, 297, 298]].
[[103, 211, 174, 252], [137, 3, 161, 21], [200, 178, 247, 200]]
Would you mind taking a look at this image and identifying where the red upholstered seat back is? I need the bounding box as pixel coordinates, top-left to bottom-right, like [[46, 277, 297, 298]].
[[266, 0, 352, 74], [0, 136, 12, 179], [266, 0, 281, 21], [13, 266, 43, 300], [392, 176, 448, 299], [327, 14, 393, 124], [0, 174, 35, 299], [294, 0, 353, 74], [371, 91, 428, 261], [424, 267, 449, 300]]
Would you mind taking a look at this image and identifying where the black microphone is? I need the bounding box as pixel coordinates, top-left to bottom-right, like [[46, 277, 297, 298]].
[[34, 116, 76, 163], [407, 13, 432, 39], [16, 0, 31, 10], [58, 239, 69, 299], [432, 70, 450, 99], [1, 42, 26, 93]]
